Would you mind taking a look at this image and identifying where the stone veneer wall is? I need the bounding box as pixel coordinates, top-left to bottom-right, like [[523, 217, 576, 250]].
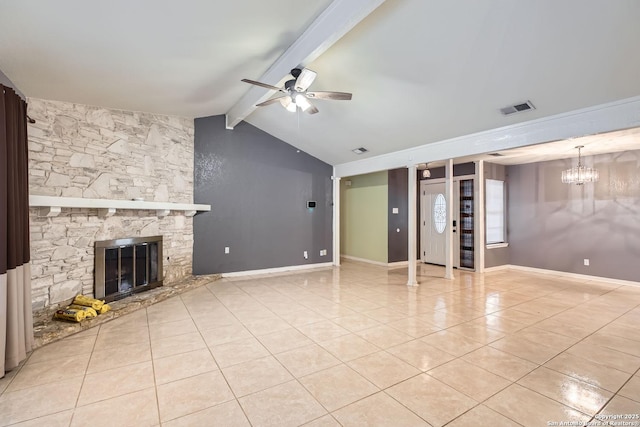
[[27, 98, 195, 310]]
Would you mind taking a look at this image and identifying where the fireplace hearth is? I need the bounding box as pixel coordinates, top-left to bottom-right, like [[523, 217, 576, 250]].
[[95, 236, 163, 302]]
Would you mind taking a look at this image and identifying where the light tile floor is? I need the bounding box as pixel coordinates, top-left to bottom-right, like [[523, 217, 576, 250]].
[[1, 261, 640, 426]]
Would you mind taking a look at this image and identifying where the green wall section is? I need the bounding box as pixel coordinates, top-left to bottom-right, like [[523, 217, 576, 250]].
[[340, 171, 388, 263]]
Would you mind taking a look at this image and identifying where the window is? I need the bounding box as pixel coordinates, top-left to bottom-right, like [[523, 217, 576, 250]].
[[486, 179, 505, 244]]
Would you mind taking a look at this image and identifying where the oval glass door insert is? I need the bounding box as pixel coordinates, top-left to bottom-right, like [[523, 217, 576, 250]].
[[433, 193, 446, 233]]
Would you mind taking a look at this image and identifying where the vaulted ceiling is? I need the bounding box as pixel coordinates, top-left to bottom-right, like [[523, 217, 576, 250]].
[[1, 0, 639, 165]]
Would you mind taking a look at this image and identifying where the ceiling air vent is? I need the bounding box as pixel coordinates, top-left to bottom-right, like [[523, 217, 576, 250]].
[[500, 100, 535, 116], [352, 147, 368, 154]]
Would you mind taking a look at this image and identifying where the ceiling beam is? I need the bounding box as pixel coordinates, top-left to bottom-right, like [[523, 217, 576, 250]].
[[333, 95, 640, 177], [225, 0, 385, 129]]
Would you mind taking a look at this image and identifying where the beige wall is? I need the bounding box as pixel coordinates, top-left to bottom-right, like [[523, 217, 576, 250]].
[[340, 171, 388, 264], [27, 98, 195, 309]]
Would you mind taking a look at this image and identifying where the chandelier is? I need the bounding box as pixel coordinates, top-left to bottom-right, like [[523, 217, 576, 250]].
[[561, 145, 599, 185]]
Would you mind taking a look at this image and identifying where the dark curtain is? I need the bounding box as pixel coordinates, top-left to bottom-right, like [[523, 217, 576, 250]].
[[0, 84, 33, 377]]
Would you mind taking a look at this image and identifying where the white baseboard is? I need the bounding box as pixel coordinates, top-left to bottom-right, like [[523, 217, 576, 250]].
[[221, 262, 333, 278], [483, 264, 511, 273], [387, 261, 409, 268], [492, 264, 640, 287], [341, 255, 388, 266], [340, 255, 400, 267]]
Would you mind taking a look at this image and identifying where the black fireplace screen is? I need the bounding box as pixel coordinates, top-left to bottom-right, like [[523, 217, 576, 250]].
[[95, 236, 163, 302]]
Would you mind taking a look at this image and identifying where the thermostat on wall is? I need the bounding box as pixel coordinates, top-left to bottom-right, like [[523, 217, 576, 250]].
[[307, 201, 317, 209]]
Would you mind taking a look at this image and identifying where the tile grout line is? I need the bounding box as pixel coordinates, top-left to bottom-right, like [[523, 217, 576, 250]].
[[146, 289, 251, 426], [584, 347, 640, 424], [67, 323, 102, 427], [214, 268, 583, 425], [208, 283, 331, 425], [145, 307, 164, 427], [8, 264, 638, 426], [476, 283, 640, 421], [187, 284, 254, 426]]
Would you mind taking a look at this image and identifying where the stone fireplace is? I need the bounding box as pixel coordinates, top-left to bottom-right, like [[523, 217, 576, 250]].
[[26, 98, 205, 310], [95, 235, 163, 302]]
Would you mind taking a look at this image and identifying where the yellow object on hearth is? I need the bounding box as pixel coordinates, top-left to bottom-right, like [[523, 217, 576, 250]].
[[54, 308, 86, 323], [72, 294, 105, 311], [68, 305, 98, 318], [98, 304, 111, 314]]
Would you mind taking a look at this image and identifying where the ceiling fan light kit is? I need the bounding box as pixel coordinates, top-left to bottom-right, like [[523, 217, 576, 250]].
[[294, 93, 312, 112], [279, 96, 297, 112], [293, 68, 317, 92], [285, 102, 297, 113], [242, 68, 352, 115]]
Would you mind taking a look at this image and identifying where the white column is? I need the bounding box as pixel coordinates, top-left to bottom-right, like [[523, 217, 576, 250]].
[[476, 160, 485, 273], [407, 165, 418, 286], [332, 173, 341, 267], [445, 159, 455, 280]]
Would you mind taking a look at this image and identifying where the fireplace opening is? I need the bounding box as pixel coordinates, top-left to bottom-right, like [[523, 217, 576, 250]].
[[95, 236, 163, 302]]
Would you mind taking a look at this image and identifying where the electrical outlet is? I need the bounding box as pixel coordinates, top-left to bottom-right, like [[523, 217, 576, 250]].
[[584, 258, 589, 266], [224, 247, 230, 254], [303, 250, 308, 259]]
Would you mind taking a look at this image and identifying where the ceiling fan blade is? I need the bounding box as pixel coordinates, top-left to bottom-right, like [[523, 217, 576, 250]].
[[306, 91, 352, 101], [241, 79, 283, 92], [255, 96, 288, 107], [295, 68, 317, 92]]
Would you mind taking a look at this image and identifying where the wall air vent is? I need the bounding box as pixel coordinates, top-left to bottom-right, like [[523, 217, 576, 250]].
[[352, 147, 368, 154], [500, 100, 535, 115]]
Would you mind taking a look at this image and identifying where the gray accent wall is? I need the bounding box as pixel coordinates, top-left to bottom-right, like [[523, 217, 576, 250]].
[[388, 168, 408, 263], [484, 162, 510, 268], [193, 115, 333, 274], [507, 150, 640, 282]]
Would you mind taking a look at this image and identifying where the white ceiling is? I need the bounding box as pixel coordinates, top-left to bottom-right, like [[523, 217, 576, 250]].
[[0, 0, 332, 116], [1, 0, 640, 166]]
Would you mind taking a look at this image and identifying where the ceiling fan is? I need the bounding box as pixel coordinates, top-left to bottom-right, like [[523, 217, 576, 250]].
[[241, 68, 352, 115]]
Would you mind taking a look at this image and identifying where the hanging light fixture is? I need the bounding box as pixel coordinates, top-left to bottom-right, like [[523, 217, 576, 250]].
[[561, 145, 599, 185], [417, 163, 431, 178]]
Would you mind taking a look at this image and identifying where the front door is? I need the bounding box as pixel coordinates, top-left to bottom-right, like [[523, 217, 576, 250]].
[[421, 182, 447, 265], [421, 180, 463, 267]]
